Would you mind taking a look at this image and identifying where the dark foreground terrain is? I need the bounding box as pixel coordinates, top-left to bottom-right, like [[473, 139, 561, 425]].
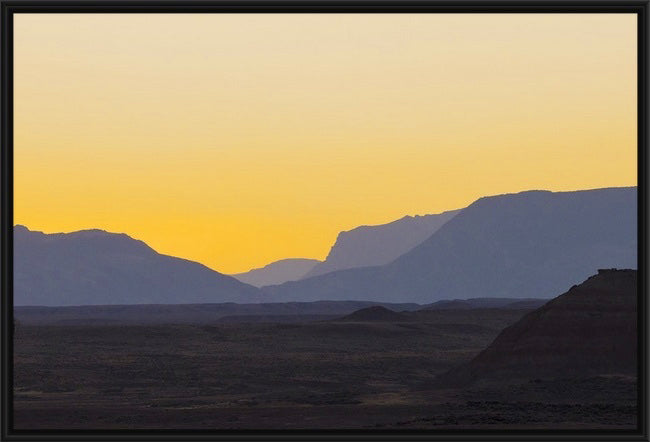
[[13, 303, 636, 430]]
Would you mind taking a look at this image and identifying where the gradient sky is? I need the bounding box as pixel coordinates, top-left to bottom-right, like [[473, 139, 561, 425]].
[[14, 13, 637, 274]]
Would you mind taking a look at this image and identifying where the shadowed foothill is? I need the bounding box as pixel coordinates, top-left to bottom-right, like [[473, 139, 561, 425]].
[[435, 269, 637, 388], [336, 305, 412, 322]]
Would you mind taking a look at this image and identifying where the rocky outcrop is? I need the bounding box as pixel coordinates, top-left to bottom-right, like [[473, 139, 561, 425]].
[[436, 269, 637, 386]]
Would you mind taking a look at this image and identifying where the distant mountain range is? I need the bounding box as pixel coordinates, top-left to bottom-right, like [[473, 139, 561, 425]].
[[337, 305, 412, 322], [14, 300, 424, 324], [13, 226, 261, 306], [423, 298, 548, 310], [231, 258, 320, 287], [262, 187, 637, 303], [14, 297, 550, 325], [436, 269, 637, 387], [14, 186, 636, 306], [303, 210, 460, 279], [230, 210, 459, 287]]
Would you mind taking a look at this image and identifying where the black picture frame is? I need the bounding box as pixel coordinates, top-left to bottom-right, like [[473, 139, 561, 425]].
[[1, 1, 648, 440]]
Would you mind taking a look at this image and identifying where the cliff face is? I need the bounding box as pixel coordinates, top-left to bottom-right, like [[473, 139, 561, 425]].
[[304, 210, 460, 279], [437, 269, 637, 387]]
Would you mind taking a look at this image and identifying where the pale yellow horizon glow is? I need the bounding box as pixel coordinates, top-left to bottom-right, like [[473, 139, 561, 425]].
[[14, 13, 637, 273]]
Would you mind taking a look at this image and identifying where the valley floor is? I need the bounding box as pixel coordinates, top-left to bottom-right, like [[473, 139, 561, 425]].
[[13, 309, 637, 430]]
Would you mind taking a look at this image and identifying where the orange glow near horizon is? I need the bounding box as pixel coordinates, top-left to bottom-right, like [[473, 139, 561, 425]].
[[13, 13, 637, 273]]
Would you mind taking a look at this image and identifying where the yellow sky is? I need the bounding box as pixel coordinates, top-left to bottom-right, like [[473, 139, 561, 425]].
[[13, 13, 637, 273]]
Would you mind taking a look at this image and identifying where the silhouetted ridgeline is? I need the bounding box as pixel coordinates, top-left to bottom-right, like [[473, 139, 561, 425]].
[[14, 226, 261, 306], [435, 269, 637, 387], [13, 300, 423, 325], [423, 298, 548, 310], [337, 305, 412, 322], [263, 187, 636, 303], [304, 210, 460, 279], [14, 297, 549, 325], [231, 258, 320, 288], [14, 186, 636, 306]]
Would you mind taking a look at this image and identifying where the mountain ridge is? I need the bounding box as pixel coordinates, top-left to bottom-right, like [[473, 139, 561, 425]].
[[303, 209, 460, 278], [231, 258, 321, 288], [263, 187, 636, 303], [14, 225, 262, 306], [14, 186, 636, 306]]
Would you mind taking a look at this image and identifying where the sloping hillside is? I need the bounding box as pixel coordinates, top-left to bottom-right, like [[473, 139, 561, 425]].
[[263, 187, 636, 303], [304, 210, 460, 278], [436, 269, 637, 386], [337, 305, 411, 322], [232, 258, 320, 287], [14, 226, 261, 306]]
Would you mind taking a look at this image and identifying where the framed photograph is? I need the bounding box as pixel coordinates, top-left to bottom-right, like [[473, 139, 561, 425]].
[[1, 1, 647, 440]]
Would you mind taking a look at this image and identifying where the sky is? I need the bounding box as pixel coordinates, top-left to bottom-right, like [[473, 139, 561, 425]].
[[13, 13, 637, 274]]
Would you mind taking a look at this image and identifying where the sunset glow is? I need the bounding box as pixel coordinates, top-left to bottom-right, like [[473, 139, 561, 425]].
[[14, 13, 637, 273]]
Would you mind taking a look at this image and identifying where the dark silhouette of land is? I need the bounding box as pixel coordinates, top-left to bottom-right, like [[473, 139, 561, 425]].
[[337, 305, 412, 322], [11, 187, 638, 430], [13, 271, 637, 429], [13, 187, 636, 307], [231, 258, 321, 287], [11, 307, 537, 429], [304, 210, 460, 279], [423, 297, 548, 310], [13, 226, 261, 306], [264, 187, 636, 303], [436, 269, 637, 387], [13, 298, 547, 326], [14, 300, 423, 325]]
